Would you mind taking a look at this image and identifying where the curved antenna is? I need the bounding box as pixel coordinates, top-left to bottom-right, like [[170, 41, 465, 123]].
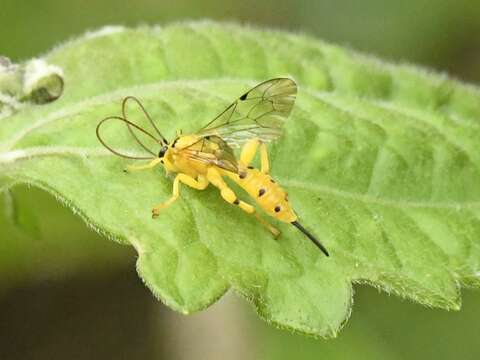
[[96, 115, 158, 160], [122, 96, 168, 145]]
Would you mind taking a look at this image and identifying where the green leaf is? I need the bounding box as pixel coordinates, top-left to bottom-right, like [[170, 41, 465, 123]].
[[0, 185, 131, 289], [1, 21, 480, 337]]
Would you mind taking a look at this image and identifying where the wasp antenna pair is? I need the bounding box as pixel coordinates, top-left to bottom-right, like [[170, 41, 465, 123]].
[[96, 96, 168, 160], [121, 96, 168, 145]]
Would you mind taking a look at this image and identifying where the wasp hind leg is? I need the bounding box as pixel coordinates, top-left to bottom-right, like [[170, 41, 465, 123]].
[[253, 213, 281, 238], [240, 138, 270, 174], [206, 167, 280, 237], [151, 174, 209, 218]]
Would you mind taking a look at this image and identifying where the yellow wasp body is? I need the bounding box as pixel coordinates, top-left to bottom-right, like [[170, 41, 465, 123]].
[[96, 78, 329, 256]]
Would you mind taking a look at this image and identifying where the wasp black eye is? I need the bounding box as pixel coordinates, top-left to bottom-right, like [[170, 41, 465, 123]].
[[158, 146, 168, 158]]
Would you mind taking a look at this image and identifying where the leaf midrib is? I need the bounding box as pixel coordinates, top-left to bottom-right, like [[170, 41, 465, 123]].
[[1, 145, 477, 211]]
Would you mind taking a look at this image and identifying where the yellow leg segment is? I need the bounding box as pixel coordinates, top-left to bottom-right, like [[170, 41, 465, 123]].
[[124, 158, 162, 173], [151, 174, 209, 218], [240, 139, 270, 174], [254, 213, 280, 238], [206, 167, 280, 237]]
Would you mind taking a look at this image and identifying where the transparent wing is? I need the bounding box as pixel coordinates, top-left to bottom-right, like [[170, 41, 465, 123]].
[[179, 135, 240, 174], [198, 78, 297, 147]]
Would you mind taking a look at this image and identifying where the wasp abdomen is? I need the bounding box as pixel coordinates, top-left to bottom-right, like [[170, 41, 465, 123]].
[[234, 168, 297, 223]]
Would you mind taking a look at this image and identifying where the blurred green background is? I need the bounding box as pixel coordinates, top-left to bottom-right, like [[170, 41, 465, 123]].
[[1, 1, 480, 359]]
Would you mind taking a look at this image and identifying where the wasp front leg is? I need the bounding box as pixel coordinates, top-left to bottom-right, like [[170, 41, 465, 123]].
[[240, 138, 270, 174], [151, 174, 209, 218], [124, 158, 162, 173]]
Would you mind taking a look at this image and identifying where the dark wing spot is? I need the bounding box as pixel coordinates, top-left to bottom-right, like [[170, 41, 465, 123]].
[[258, 188, 266, 197], [233, 199, 240, 205], [274, 206, 281, 213], [270, 178, 275, 183], [247, 165, 254, 169], [239, 172, 246, 179], [239, 93, 248, 100]]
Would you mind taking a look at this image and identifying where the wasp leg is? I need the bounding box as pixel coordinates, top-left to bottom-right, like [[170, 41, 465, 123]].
[[124, 158, 162, 173], [254, 213, 281, 238], [151, 174, 209, 218], [206, 167, 280, 237], [239, 138, 270, 174]]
